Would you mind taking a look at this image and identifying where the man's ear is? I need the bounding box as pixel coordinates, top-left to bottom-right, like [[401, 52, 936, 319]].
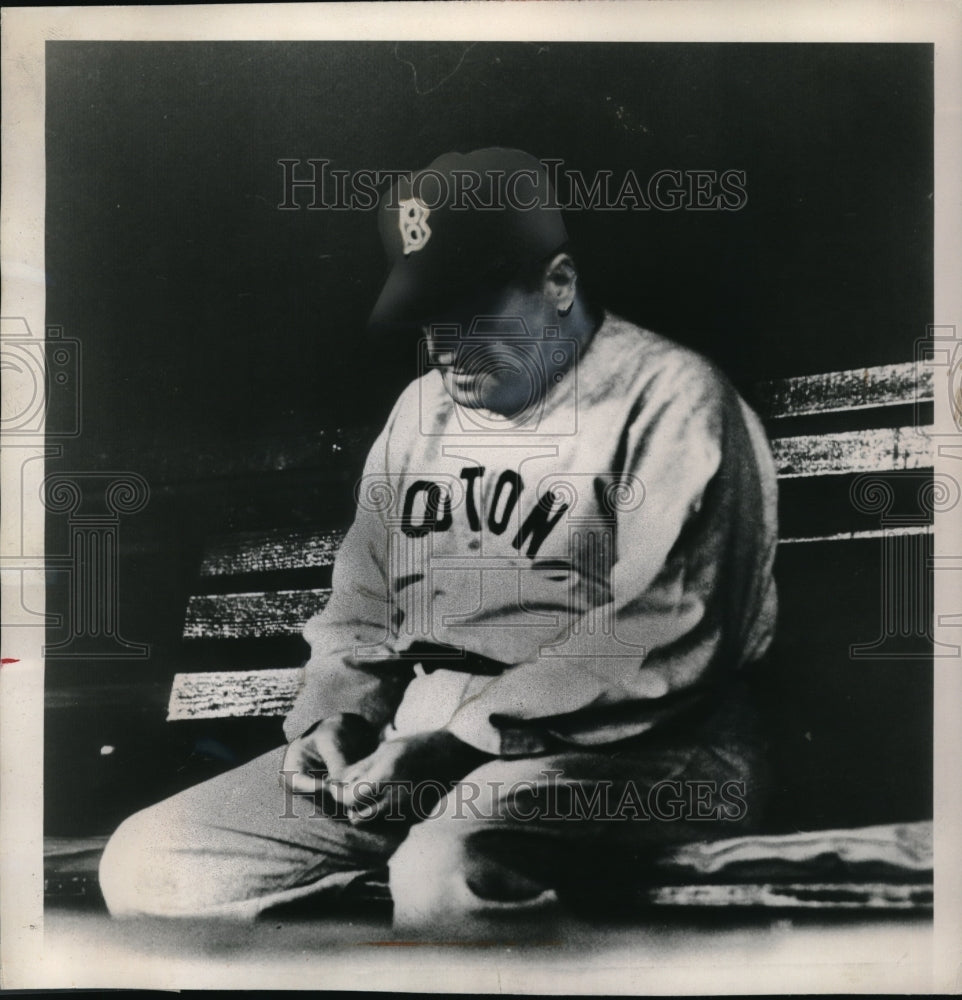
[[542, 252, 578, 316]]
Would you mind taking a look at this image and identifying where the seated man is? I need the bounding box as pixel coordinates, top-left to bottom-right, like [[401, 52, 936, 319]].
[[100, 148, 778, 936]]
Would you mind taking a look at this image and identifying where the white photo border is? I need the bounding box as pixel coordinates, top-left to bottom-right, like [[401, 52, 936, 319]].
[[2, 1, 960, 992]]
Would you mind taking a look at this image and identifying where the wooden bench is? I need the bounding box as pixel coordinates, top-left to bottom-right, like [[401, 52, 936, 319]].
[[170, 360, 935, 718], [46, 361, 937, 909]]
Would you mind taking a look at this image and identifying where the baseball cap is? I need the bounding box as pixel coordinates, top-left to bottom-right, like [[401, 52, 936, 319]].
[[369, 148, 568, 330]]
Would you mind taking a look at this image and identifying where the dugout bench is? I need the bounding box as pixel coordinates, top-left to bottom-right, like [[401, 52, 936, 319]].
[[44, 359, 937, 912]]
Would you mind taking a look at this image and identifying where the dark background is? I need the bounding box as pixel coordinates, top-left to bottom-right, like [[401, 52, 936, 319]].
[[44, 42, 933, 836]]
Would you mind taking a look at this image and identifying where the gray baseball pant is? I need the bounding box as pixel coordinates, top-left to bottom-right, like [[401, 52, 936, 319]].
[[99, 682, 766, 935]]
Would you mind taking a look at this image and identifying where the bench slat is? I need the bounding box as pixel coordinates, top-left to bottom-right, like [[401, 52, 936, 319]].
[[653, 819, 931, 877], [201, 528, 345, 577], [191, 518, 934, 588], [141, 426, 373, 484], [168, 667, 303, 720], [755, 362, 933, 419], [779, 524, 932, 544], [183, 589, 330, 639], [184, 430, 934, 584], [649, 882, 931, 908], [181, 518, 933, 647], [771, 425, 931, 478], [142, 366, 933, 483]]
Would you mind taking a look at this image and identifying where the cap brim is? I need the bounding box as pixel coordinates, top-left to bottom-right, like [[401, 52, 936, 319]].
[[367, 257, 509, 334], [367, 258, 436, 332]]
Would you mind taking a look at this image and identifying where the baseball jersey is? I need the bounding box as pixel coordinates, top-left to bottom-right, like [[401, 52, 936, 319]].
[[284, 312, 778, 756]]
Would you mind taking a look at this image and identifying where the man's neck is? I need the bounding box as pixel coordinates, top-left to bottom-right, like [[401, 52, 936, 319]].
[[563, 295, 602, 356]]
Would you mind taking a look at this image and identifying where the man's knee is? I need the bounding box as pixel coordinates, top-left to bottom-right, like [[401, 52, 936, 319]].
[[99, 804, 186, 917], [387, 755, 569, 926], [388, 804, 558, 936], [100, 792, 261, 918]]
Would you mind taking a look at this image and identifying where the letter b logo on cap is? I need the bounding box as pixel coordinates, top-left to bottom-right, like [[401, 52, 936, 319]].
[[399, 198, 432, 255]]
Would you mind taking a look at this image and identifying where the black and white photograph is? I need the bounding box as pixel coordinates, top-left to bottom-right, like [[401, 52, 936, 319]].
[[1, 2, 960, 992]]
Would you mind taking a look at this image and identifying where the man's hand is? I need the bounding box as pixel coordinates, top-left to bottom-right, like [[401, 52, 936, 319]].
[[327, 730, 490, 825], [280, 712, 379, 796]]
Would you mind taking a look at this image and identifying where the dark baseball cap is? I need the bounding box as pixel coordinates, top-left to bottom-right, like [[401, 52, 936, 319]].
[[369, 148, 568, 330]]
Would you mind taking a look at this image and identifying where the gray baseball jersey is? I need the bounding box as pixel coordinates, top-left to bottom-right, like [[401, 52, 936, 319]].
[[285, 312, 778, 756]]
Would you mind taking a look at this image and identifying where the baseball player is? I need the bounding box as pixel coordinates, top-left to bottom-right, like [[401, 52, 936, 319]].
[[100, 149, 778, 936]]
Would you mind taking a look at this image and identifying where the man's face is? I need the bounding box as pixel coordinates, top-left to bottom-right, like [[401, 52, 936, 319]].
[[422, 280, 567, 418]]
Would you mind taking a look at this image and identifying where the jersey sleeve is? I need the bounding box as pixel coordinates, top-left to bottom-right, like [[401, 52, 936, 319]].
[[443, 363, 730, 755], [283, 413, 413, 742]]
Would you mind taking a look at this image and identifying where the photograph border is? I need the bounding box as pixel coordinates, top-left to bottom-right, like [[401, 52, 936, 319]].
[[2, 1, 960, 992]]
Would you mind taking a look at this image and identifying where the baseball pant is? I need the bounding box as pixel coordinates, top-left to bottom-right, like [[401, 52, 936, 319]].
[[99, 680, 767, 935]]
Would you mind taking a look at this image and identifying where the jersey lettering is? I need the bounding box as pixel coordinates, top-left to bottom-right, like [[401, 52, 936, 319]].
[[400, 480, 452, 537], [510, 489, 570, 557], [488, 470, 521, 535], [399, 467, 569, 557], [460, 465, 484, 531]]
